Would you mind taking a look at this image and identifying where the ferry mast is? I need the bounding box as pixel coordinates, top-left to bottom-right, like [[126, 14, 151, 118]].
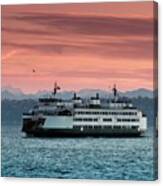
[[53, 82, 60, 96]]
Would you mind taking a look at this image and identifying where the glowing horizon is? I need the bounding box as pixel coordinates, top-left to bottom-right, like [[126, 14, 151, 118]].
[[2, 2, 156, 93]]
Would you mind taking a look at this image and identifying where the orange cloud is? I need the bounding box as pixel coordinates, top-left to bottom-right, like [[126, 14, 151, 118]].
[[1, 2, 156, 93]]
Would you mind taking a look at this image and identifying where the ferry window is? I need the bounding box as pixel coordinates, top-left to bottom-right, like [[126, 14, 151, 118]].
[[107, 126, 112, 129], [81, 118, 96, 122], [103, 118, 112, 122], [73, 125, 78, 129], [131, 119, 139, 122], [74, 118, 82, 121], [105, 126, 110, 129], [117, 118, 136, 122], [114, 126, 121, 129], [95, 112, 99, 114], [132, 126, 138, 129], [94, 118, 98, 122]]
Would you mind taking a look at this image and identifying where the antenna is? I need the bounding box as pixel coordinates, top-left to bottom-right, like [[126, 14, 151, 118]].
[[73, 92, 77, 99], [112, 84, 117, 100], [53, 82, 60, 96]]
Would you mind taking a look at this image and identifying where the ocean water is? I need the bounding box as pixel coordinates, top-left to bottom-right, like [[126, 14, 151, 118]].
[[1, 124, 157, 180]]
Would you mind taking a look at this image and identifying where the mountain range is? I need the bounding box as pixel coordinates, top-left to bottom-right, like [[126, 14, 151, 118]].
[[1, 86, 154, 100]]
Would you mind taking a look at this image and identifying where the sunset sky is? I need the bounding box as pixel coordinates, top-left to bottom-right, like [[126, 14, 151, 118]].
[[2, 2, 156, 93]]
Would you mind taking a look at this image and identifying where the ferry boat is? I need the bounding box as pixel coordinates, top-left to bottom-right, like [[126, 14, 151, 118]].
[[22, 83, 147, 137]]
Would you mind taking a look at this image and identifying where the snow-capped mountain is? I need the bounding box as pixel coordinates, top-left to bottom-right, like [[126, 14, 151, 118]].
[[1, 86, 154, 100]]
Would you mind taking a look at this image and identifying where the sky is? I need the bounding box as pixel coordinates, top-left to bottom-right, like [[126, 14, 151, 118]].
[[2, 1, 157, 93]]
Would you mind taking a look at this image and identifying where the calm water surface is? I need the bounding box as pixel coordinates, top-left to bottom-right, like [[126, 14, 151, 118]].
[[1, 124, 156, 180]]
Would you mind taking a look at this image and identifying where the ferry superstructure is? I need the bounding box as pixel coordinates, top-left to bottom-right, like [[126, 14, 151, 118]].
[[22, 83, 147, 137]]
